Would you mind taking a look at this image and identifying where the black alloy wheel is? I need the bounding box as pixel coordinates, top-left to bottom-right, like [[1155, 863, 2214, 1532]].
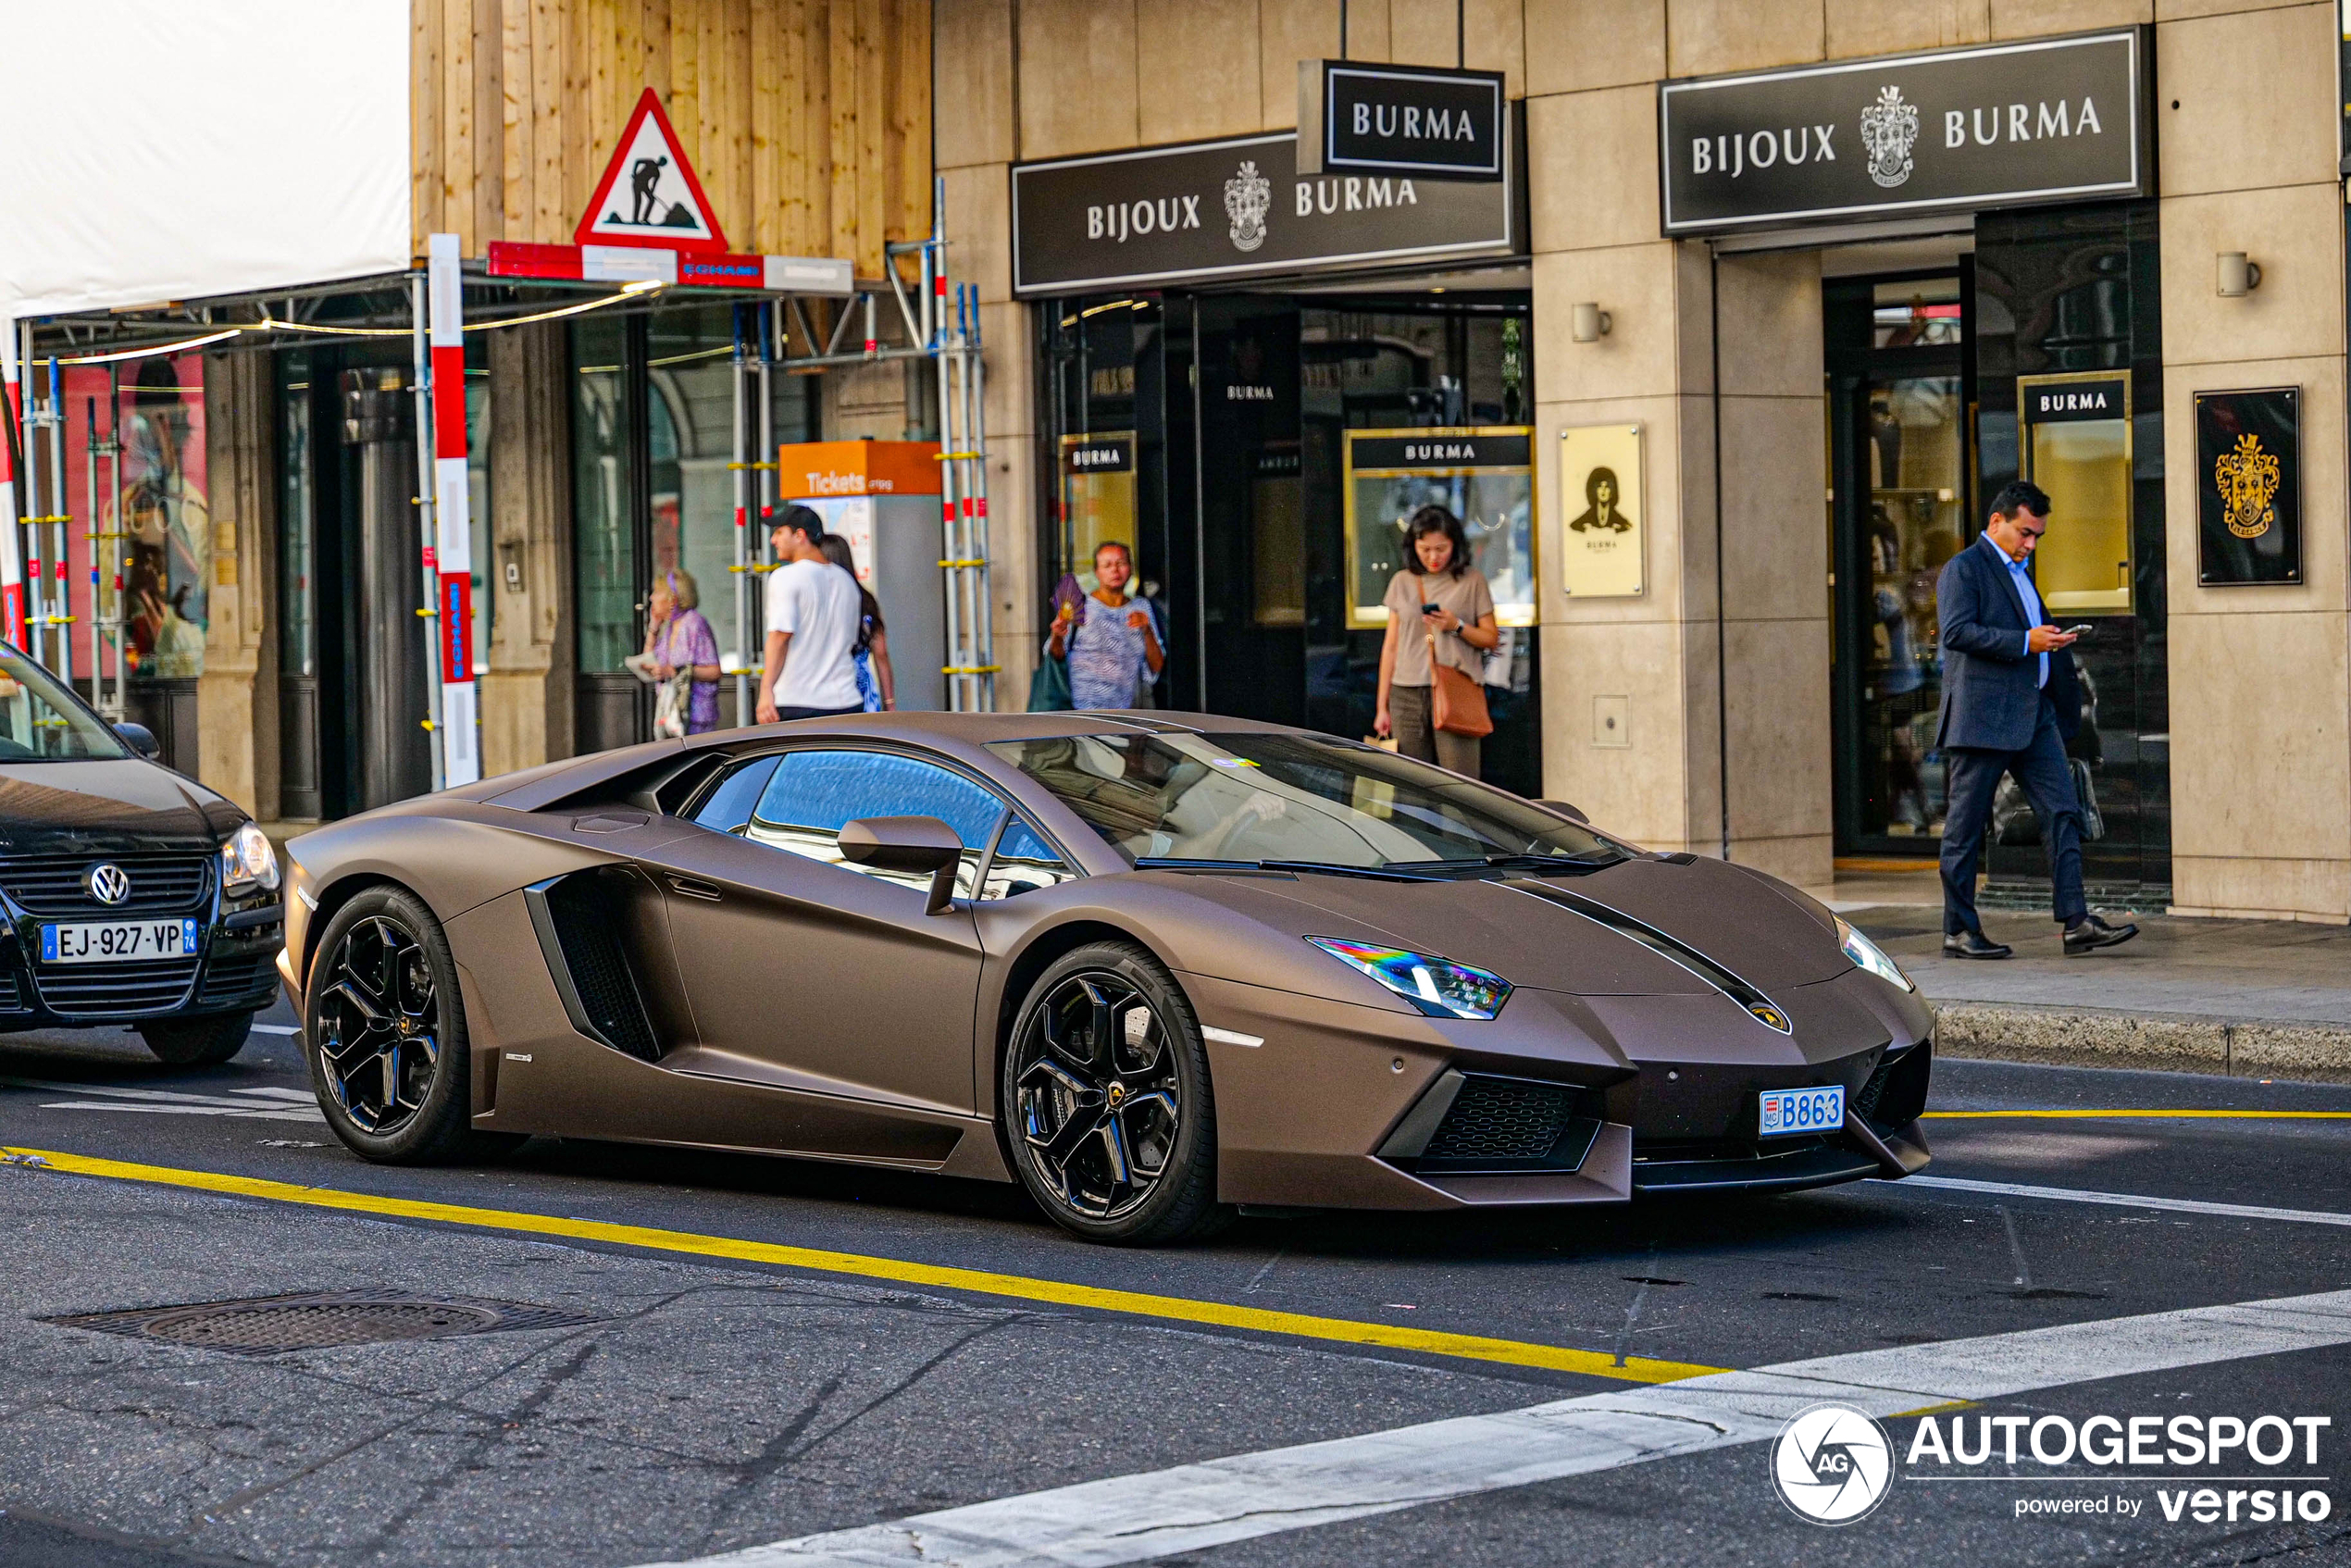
[[1003, 941, 1225, 1245], [304, 886, 520, 1164]]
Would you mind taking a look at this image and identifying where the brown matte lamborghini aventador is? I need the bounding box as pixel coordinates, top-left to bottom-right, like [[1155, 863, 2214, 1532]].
[[277, 713, 1933, 1244]]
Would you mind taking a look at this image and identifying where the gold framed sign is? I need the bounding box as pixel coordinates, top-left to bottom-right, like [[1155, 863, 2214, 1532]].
[[1341, 427, 1536, 629], [2195, 387, 2300, 586], [1557, 422, 1644, 598], [2017, 370, 2132, 615]]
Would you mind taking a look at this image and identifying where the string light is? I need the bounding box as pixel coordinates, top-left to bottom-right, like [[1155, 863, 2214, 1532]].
[[48, 279, 667, 364]]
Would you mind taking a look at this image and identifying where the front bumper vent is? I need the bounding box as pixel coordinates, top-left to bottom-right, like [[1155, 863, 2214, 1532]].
[[1380, 1070, 1606, 1175]]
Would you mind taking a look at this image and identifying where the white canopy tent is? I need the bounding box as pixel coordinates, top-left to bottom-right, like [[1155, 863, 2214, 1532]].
[[0, 0, 412, 322]]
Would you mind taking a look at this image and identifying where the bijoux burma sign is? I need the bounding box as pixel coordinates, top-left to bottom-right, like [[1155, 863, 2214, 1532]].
[[1658, 29, 2149, 236], [1011, 131, 1520, 296]]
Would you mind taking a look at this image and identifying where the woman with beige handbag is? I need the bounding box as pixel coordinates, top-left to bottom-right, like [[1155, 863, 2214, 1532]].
[[1373, 504, 1499, 776]]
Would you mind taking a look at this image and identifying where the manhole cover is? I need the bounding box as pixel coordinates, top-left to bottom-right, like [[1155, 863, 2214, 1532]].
[[41, 1289, 600, 1356]]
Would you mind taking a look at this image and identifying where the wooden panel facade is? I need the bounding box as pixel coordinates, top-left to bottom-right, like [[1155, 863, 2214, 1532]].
[[414, 0, 931, 280]]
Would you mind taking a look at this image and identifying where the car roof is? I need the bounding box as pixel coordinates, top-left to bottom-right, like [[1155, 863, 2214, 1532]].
[[677, 710, 1312, 748], [474, 710, 1317, 815]]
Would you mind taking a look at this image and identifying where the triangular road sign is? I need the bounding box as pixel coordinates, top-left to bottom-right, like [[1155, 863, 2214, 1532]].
[[576, 88, 729, 254]]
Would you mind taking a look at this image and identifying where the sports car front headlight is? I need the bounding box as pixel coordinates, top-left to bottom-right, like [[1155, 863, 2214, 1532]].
[[219, 822, 281, 897], [1836, 916, 1912, 992], [1307, 937, 1511, 1020]]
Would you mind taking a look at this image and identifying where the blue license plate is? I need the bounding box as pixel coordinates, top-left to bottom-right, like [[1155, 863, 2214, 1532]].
[[1759, 1084, 1845, 1138]]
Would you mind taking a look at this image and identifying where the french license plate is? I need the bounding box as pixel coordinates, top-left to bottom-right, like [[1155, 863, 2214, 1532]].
[[42, 918, 199, 964], [1759, 1084, 1845, 1138]]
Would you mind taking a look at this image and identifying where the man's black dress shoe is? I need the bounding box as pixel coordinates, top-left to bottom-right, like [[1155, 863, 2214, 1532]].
[[1943, 929, 2012, 960], [2064, 914, 2139, 955]]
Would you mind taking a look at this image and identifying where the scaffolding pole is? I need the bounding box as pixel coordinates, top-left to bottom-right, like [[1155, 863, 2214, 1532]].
[[43, 356, 71, 690], [928, 188, 996, 715], [730, 305, 753, 724], [0, 319, 24, 652]]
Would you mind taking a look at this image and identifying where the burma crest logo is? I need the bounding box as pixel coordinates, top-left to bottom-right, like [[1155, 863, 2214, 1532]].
[[1770, 1403, 1895, 1524], [2215, 432, 2281, 539], [1225, 160, 1271, 253], [1860, 85, 1919, 189]]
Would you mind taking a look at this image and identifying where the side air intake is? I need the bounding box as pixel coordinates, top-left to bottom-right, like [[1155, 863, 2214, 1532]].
[[524, 871, 662, 1063]]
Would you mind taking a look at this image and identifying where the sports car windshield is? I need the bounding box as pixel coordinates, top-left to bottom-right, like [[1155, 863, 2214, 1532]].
[[986, 731, 1625, 870], [0, 649, 129, 761]]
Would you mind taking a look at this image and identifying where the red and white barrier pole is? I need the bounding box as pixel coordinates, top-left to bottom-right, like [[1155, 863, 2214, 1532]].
[[0, 322, 24, 650], [426, 234, 479, 786]]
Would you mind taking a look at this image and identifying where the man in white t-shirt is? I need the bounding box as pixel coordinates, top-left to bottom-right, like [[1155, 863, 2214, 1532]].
[[757, 505, 865, 723]]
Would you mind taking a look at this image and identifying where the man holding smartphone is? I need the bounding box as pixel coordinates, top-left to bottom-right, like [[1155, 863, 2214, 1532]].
[[1933, 479, 2137, 958]]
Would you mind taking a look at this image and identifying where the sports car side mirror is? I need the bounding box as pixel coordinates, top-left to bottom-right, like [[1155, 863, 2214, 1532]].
[[840, 815, 963, 915], [114, 722, 160, 759], [1538, 799, 1589, 824]]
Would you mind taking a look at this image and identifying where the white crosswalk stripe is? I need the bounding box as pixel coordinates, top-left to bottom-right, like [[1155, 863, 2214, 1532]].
[[640, 1288, 2351, 1568], [2, 1077, 326, 1124], [1891, 1173, 2351, 1228]]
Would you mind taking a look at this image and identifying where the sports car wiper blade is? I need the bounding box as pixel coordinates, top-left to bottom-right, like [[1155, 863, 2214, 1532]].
[[1133, 856, 1442, 882], [1392, 852, 1618, 873]]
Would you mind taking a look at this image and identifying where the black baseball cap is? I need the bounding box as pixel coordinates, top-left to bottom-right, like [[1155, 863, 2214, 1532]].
[[773, 504, 825, 541]]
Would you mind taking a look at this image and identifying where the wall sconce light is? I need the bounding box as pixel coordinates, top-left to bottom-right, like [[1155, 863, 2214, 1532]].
[[2217, 253, 2262, 297], [1572, 302, 1612, 342]]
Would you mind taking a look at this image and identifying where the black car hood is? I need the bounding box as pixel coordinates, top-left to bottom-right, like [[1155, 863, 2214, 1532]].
[[1178, 852, 1850, 996], [0, 762, 237, 854]]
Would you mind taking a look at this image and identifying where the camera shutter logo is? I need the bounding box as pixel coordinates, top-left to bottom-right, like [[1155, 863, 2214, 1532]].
[[2216, 432, 2280, 540], [1860, 86, 1919, 189], [1771, 1403, 1896, 1524], [1225, 160, 1271, 253], [85, 863, 131, 906]]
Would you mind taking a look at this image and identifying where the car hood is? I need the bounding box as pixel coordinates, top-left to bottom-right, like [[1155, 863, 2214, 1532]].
[[1162, 853, 1849, 997], [0, 761, 237, 855]]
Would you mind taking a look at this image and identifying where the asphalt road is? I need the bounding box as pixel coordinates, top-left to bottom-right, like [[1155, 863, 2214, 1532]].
[[4, 995, 2349, 1568]]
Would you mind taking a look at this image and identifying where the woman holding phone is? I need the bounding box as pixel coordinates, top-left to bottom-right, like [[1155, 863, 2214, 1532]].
[[1375, 504, 1499, 776]]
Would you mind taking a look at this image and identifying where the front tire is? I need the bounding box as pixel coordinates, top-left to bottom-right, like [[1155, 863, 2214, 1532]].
[[139, 1011, 253, 1067], [1001, 941, 1227, 1246], [304, 886, 521, 1165]]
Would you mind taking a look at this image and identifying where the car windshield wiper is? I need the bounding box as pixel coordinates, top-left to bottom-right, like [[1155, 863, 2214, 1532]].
[[1390, 852, 1621, 874], [1132, 856, 1443, 882]]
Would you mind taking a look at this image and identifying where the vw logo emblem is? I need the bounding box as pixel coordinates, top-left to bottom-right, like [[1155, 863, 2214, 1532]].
[[85, 863, 131, 906]]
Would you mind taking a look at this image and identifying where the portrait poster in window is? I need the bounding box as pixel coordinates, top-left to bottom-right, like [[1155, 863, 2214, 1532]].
[[2195, 388, 2300, 586], [1558, 423, 1644, 598]]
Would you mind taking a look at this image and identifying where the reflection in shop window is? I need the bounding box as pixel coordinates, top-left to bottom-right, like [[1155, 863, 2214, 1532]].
[[571, 316, 633, 677]]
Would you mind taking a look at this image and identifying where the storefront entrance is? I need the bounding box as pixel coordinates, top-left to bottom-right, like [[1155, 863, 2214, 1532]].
[[1040, 287, 1542, 795], [1827, 271, 1972, 855], [1823, 204, 2171, 896]]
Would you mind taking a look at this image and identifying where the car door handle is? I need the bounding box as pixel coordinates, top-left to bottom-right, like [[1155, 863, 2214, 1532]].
[[666, 876, 723, 902]]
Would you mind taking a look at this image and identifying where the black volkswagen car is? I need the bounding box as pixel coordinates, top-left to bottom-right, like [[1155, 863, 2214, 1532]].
[[0, 647, 281, 1064]]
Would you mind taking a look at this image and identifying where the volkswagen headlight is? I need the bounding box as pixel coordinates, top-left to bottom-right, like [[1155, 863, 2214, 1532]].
[[1836, 916, 1912, 992], [1307, 937, 1511, 1020], [219, 822, 281, 897]]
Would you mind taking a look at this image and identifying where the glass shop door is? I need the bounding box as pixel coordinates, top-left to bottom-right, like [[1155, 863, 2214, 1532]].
[[1826, 274, 1972, 858]]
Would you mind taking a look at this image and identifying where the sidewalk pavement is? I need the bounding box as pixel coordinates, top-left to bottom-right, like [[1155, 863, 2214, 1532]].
[[1827, 868, 2351, 1083]]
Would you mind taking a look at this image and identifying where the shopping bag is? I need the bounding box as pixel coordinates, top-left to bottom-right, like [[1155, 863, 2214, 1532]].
[[1027, 652, 1074, 712]]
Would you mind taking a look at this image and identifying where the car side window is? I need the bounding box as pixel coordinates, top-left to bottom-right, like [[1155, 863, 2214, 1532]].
[[691, 754, 782, 834], [746, 749, 1003, 899], [981, 816, 1079, 902]]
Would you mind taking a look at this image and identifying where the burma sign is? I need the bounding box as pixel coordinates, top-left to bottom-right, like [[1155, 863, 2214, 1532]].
[[1297, 61, 1506, 180], [1659, 30, 2147, 236], [1012, 131, 1520, 295]]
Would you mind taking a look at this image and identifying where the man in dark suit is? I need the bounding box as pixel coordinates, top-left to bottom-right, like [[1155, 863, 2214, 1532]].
[[1934, 480, 2136, 959]]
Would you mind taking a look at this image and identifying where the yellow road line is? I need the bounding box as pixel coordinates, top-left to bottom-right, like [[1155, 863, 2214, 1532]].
[[1922, 1109, 2351, 1120], [1, 1145, 1723, 1386]]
